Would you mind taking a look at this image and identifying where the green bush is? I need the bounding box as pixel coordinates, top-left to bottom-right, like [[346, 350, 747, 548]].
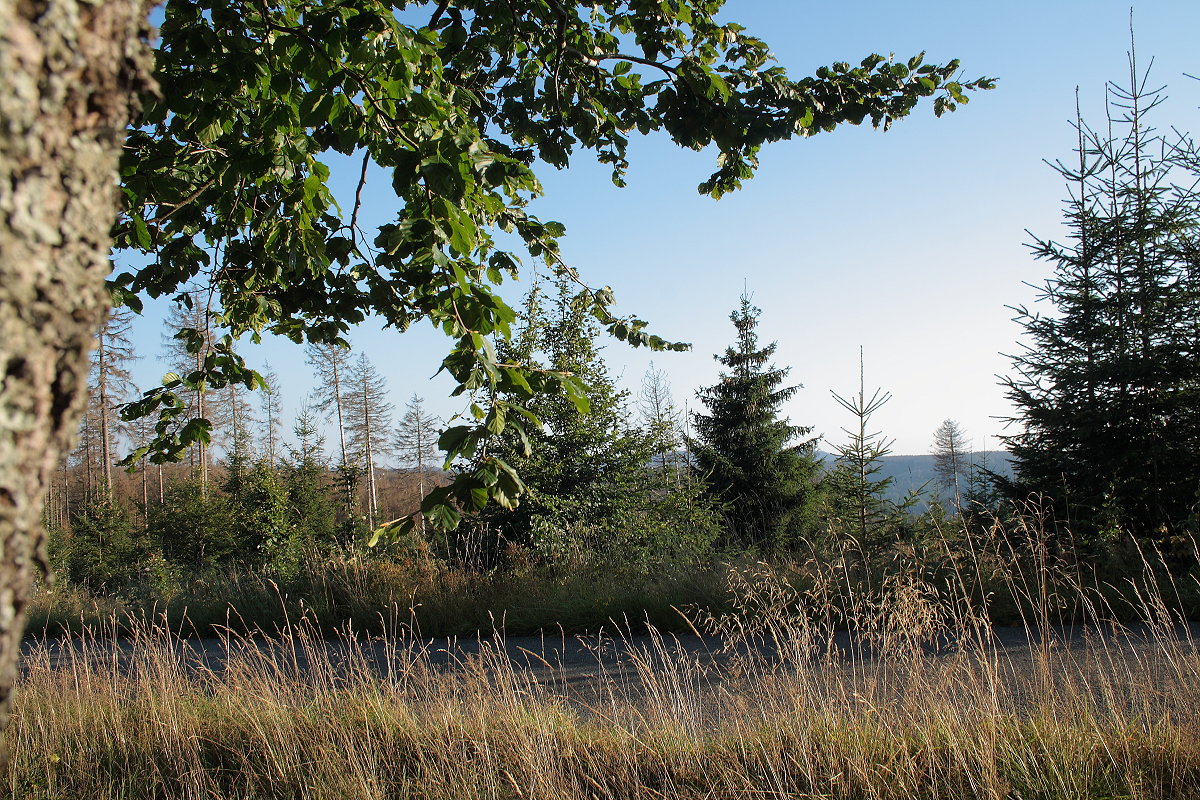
[[228, 461, 291, 566], [57, 499, 150, 593], [149, 480, 239, 569]]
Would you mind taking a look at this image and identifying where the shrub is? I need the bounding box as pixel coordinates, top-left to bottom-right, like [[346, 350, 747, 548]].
[[58, 498, 150, 593]]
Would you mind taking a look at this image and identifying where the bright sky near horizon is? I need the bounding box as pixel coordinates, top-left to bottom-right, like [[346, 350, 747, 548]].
[[121, 1, 1200, 458]]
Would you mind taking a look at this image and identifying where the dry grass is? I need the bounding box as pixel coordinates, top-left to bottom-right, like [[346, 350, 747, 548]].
[[8, 517, 1200, 799]]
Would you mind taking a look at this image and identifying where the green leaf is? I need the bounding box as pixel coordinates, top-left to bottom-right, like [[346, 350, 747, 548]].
[[420, 158, 465, 200], [427, 503, 461, 530], [438, 424, 472, 456], [485, 404, 506, 434], [559, 375, 591, 414], [133, 215, 152, 249], [368, 516, 415, 547]]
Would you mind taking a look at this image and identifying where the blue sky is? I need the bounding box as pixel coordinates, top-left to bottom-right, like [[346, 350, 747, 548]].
[[122, 1, 1200, 457]]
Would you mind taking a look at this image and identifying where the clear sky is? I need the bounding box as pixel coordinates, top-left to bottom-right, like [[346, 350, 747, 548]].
[[122, 1, 1200, 458]]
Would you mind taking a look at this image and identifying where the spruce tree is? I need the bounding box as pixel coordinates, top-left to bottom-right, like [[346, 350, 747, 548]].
[[1002, 60, 1200, 545], [691, 294, 820, 548], [62, 499, 147, 593], [306, 342, 356, 517], [72, 395, 104, 506], [92, 308, 137, 500], [227, 461, 290, 565], [481, 276, 665, 562], [258, 365, 283, 468], [931, 419, 972, 511], [823, 352, 901, 555], [639, 362, 684, 481], [282, 402, 338, 550], [221, 379, 257, 494], [148, 479, 238, 569], [162, 297, 221, 493], [70, 309, 137, 507]]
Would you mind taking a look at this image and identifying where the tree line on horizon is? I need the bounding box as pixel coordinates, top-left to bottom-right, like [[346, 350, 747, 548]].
[[47, 301, 456, 586], [45, 263, 1001, 599]]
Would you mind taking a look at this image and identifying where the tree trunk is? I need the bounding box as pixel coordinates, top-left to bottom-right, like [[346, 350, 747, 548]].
[[97, 325, 113, 499], [60, 461, 70, 524], [363, 391, 378, 529], [331, 362, 354, 514], [82, 413, 94, 501], [415, 413, 427, 538], [0, 0, 151, 745], [195, 342, 207, 493]]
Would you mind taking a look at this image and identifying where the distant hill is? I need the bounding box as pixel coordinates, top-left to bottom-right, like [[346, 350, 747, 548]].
[[668, 450, 1014, 510], [817, 451, 1014, 509]]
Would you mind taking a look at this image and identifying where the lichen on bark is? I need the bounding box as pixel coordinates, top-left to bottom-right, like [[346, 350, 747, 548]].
[[0, 0, 152, 747]]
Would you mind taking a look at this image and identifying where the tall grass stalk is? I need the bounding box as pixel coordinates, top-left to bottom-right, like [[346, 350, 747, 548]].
[[8, 516, 1200, 799]]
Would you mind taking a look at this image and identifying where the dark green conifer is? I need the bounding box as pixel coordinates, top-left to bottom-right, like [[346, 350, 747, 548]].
[[1002, 64, 1200, 546], [823, 352, 903, 557], [690, 294, 820, 548], [282, 403, 338, 550], [485, 278, 652, 551], [478, 275, 719, 566]]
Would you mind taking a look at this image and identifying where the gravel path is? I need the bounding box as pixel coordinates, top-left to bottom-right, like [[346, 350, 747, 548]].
[[21, 621, 1200, 697]]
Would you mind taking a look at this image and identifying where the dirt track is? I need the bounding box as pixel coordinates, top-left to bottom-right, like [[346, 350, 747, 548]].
[[20, 622, 1200, 703]]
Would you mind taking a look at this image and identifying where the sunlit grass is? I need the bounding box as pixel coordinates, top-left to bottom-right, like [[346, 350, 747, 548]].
[[9, 516, 1200, 799]]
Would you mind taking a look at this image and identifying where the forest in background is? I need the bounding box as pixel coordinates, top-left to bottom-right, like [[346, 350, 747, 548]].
[[32, 47, 1200, 640]]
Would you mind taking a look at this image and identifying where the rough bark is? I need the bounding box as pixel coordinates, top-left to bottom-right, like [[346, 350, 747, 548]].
[[0, 0, 151, 743]]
